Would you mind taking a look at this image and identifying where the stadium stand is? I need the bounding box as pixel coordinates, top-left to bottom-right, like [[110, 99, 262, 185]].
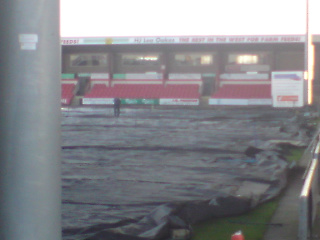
[[209, 84, 272, 105], [61, 79, 77, 105], [112, 84, 164, 99], [82, 77, 202, 105], [212, 84, 271, 99], [161, 84, 200, 98], [89, 78, 110, 87], [82, 83, 114, 105], [84, 84, 114, 98]]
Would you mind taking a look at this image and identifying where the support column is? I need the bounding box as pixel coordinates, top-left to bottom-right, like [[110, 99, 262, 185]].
[[305, 0, 312, 104], [0, 0, 61, 239]]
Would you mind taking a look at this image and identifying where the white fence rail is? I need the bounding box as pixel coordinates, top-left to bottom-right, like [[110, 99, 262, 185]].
[[299, 143, 320, 240]]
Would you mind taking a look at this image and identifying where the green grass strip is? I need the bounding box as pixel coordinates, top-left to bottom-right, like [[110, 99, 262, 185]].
[[192, 199, 279, 240], [192, 147, 305, 240]]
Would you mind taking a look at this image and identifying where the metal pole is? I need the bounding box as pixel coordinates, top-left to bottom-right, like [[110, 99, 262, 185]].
[[304, 0, 312, 104], [0, 0, 61, 239], [304, 0, 309, 76]]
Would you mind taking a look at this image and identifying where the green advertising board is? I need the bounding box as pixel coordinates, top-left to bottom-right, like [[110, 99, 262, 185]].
[[78, 73, 92, 77], [113, 74, 126, 79], [61, 73, 75, 79]]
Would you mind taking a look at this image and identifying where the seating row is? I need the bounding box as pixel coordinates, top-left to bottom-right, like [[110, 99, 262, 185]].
[[61, 81, 201, 105], [209, 84, 272, 106], [61, 79, 273, 106], [211, 84, 271, 99], [84, 84, 201, 99]]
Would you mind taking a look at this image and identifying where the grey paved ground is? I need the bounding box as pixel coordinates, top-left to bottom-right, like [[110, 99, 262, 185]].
[[263, 168, 305, 240], [263, 126, 320, 240], [313, 207, 320, 240]]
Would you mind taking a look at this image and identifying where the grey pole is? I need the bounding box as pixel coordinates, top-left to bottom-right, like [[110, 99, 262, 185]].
[[0, 0, 61, 239], [304, 0, 309, 73]]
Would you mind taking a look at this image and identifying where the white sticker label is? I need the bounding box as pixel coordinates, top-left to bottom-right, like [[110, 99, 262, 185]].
[[20, 43, 37, 50], [19, 34, 38, 50]]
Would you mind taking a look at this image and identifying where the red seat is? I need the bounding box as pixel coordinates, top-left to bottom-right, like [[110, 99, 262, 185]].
[[211, 84, 271, 99], [83, 83, 201, 100], [112, 84, 164, 98], [84, 84, 114, 98], [61, 84, 75, 105], [161, 85, 200, 98]]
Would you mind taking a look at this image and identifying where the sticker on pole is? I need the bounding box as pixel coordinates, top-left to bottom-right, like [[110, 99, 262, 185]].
[[19, 34, 38, 50]]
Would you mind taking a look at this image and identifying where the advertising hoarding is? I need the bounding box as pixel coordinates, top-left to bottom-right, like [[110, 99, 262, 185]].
[[271, 71, 306, 107]]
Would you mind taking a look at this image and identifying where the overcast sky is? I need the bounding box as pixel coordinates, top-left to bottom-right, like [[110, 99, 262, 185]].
[[60, 0, 319, 37]]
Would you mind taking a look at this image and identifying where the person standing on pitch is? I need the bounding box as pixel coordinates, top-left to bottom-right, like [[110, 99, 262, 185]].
[[113, 98, 121, 117]]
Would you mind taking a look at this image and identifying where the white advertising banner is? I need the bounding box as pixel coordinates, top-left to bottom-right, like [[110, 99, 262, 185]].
[[209, 98, 272, 105], [160, 99, 199, 105], [61, 35, 305, 46], [220, 73, 269, 80], [113, 73, 163, 80], [91, 73, 110, 79], [168, 73, 202, 80], [123, 36, 305, 45], [82, 98, 114, 105], [271, 71, 306, 108], [126, 73, 163, 80]]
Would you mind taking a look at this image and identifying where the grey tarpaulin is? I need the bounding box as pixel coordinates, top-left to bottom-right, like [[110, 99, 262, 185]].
[[61, 107, 315, 240]]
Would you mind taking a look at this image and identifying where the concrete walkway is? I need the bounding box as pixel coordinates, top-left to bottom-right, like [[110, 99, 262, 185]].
[[263, 168, 305, 240]]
